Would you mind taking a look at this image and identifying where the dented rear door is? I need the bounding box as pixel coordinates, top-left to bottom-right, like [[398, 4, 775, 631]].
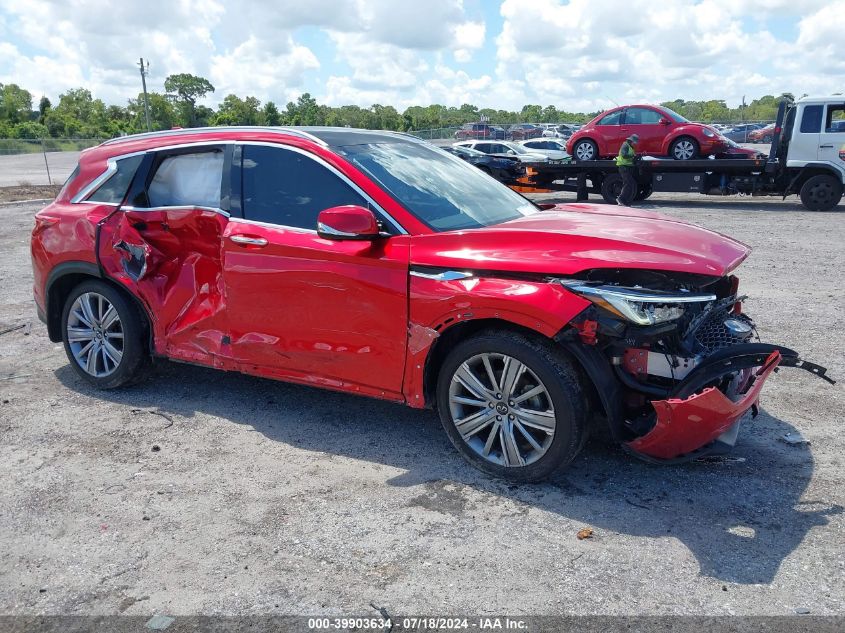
[[97, 145, 233, 367]]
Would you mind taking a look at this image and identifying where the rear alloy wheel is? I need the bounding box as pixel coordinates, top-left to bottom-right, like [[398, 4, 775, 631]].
[[670, 137, 699, 160], [799, 175, 843, 211], [436, 331, 587, 482], [573, 139, 598, 161], [62, 280, 149, 388]]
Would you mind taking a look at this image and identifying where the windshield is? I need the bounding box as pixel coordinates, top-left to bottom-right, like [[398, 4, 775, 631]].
[[662, 107, 689, 124], [338, 142, 537, 232]]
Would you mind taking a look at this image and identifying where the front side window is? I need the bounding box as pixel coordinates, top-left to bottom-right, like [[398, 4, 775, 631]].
[[241, 145, 367, 230], [87, 155, 144, 204], [597, 111, 623, 126], [147, 151, 223, 208], [800, 105, 823, 133], [338, 141, 537, 232]]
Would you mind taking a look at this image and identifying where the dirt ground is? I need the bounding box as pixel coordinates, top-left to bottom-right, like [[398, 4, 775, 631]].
[[0, 193, 843, 617], [0, 185, 62, 204]]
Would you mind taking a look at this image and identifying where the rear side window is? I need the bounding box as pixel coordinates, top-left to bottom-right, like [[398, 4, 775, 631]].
[[598, 111, 622, 126], [241, 145, 367, 230], [825, 105, 845, 133], [87, 155, 144, 204], [59, 164, 81, 200], [147, 151, 224, 208], [800, 106, 823, 134]]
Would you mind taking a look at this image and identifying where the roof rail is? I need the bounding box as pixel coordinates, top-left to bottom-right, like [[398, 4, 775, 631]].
[[101, 126, 327, 147]]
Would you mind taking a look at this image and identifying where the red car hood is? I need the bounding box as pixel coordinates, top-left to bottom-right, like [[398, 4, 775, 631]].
[[410, 204, 750, 277]]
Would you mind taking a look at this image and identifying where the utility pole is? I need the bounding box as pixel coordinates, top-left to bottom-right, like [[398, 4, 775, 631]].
[[138, 58, 152, 132]]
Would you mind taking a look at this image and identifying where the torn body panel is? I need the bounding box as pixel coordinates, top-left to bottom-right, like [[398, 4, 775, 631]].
[[628, 351, 781, 460], [97, 207, 231, 367]]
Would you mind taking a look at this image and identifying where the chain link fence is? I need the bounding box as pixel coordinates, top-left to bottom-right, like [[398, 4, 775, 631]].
[[0, 139, 104, 187]]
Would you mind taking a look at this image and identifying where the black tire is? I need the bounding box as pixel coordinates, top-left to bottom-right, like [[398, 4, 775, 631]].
[[670, 136, 699, 160], [799, 175, 843, 211], [436, 329, 588, 482], [600, 173, 623, 203], [635, 184, 653, 201], [61, 279, 150, 388], [573, 139, 598, 161]]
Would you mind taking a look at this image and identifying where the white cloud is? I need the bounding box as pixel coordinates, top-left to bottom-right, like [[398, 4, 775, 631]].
[[0, 0, 843, 115]]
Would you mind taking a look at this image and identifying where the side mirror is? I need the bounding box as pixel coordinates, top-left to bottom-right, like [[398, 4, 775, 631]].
[[317, 205, 381, 241], [659, 117, 671, 125]]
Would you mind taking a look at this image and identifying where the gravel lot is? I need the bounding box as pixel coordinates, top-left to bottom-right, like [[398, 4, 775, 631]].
[[1, 194, 843, 617]]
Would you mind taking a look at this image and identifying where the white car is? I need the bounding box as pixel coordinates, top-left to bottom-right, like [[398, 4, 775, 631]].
[[454, 140, 549, 163], [519, 139, 571, 160], [542, 124, 576, 139]]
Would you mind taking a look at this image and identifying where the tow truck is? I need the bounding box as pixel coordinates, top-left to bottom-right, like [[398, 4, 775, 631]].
[[514, 95, 845, 212]]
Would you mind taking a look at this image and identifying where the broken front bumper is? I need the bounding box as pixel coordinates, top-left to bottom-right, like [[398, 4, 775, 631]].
[[624, 344, 833, 462]]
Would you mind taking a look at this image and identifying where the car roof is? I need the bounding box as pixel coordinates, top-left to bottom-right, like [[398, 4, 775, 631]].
[[96, 126, 422, 155], [796, 95, 845, 105]]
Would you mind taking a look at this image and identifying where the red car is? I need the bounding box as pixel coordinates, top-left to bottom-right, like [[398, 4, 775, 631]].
[[31, 127, 831, 481], [747, 124, 776, 143], [567, 105, 731, 161]]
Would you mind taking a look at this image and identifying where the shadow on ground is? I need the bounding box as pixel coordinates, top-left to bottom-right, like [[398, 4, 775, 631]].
[[535, 193, 813, 213], [56, 360, 841, 585]]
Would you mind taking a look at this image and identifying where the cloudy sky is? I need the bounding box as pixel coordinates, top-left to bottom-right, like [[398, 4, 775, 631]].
[[0, 0, 842, 112]]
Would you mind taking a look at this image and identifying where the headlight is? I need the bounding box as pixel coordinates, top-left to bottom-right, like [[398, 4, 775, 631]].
[[702, 128, 716, 138], [561, 282, 716, 325]]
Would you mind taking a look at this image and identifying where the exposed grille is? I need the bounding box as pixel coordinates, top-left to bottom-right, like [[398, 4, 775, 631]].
[[693, 310, 755, 353]]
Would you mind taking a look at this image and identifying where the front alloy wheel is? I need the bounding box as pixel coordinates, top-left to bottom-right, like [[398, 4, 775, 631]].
[[448, 353, 556, 467], [437, 331, 588, 481], [671, 137, 699, 160]]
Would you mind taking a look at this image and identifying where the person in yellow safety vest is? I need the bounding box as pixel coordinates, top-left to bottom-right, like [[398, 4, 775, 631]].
[[614, 134, 639, 206]]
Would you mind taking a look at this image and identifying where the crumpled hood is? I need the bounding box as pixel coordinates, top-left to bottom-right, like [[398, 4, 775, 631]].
[[410, 203, 751, 277]]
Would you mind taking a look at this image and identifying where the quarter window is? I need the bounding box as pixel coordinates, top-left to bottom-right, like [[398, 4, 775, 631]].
[[800, 105, 823, 134], [87, 155, 144, 204], [147, 151, 223, 208], [241, 145, 367, 230]]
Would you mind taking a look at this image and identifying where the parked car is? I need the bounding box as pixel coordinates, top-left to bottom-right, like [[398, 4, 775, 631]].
[[519, 139, 571, 161], [443, 145, 525, 182], [542, 124, 575, 139], [723, 123, 767, 143], [566, 105, 732, 161], [508, 124, 544, 140], [747, 124, 776, 143], [454, 123, 506, 140], [454, 140, 549, 163], [31, 126, 828, 481]]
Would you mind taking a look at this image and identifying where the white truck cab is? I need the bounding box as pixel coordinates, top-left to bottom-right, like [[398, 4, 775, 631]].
[[786, 96, 845, 176]]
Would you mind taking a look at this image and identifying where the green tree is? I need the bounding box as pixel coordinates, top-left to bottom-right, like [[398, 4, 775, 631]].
[[0, 84, 34, 125], [213, 94, 262, 126], [262, 101, 281, 126], [12, 121, 49, 139], [285, 93, 320, 125], [38, 96, 52, 123], [164, 73, 215, 127]]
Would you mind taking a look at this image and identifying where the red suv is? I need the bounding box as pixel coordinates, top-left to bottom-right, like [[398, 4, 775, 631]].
[[567, 105, 731, 161], [31, 127, 830, 481]]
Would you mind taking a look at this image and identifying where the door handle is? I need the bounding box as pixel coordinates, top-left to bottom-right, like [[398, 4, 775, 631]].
[[820, 144, 834, 149], [230, 235, 268, 247]]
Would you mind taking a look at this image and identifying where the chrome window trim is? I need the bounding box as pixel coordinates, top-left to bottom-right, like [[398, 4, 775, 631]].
[[410, 270, 474, 281], [228, 216, 317, 234], [71, 140, 408, 235], [122, 205, 231, 218], [238, 141, 408, 235]]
